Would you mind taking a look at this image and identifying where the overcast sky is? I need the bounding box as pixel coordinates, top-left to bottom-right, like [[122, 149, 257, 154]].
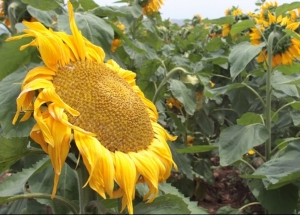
[[94, 0, 294, 19]]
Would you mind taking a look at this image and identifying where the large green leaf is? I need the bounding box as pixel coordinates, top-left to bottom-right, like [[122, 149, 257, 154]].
[[169, 79, 196, 115], [134, 194, 190, 214], [230, 20, 255, 36], [21, 0, 63, 10], [250, 141, 300, 189], [0, 37, 38, 81], [229, 41, 265, 80], [159, 182, 208, 214], [0, 65, 36, 138], [26, 5, 55, 27], [271, 71, 300, 98], [28, 163, 79, 214], [219, 124, 269, 166], [275, 2, 300, 17], [0, 157, 50, 198], [57, 11, 114, 59], [0, 136, 29, 172], [248, 179, 298, 214], [205, 38, 223, 52]]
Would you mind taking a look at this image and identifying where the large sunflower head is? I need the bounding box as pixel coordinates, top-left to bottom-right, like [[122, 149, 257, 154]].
[[7, 1, 177, 214], [250, 12, 300, 67]]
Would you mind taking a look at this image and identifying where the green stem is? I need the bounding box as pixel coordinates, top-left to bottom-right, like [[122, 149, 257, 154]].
[[253, 149, 266, 162], [265, 31, 277, 162], [270, 137, 300, 156], [271, 101, 295, 121], [239, 158, 256, 172], [0, 193, 79, 214], [76, 160, 98, 214], [152, 67, 191, 103], [241, 83, 266, 108], [237, 202, 260, 213]]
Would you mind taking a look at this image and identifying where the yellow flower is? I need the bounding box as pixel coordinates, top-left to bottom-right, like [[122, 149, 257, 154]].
[[142, 0, 163, 15], [111, 38, 121, 52], [166, 97, 183, 109], [250, 12, 300, 67], [7, 1, 177, 214], [247, 149, 255, 156], [222, 7, 243, 37]]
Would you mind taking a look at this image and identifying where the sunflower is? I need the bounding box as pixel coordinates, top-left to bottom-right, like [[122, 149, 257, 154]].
[[250, 12, 300, 67], [256, 1, 278, 26], [222, 7, 243, 37], [7, 1, 177, 214], [141, 0, 163, 15]]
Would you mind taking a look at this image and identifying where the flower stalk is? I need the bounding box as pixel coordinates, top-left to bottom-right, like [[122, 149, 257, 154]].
[[265, 31, 277, 161]]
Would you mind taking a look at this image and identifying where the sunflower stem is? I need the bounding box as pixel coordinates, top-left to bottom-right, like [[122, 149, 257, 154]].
[[265, 31, 276, 162], [76, 159, 98, 214], [0, 193, 79, 214], [152, 67, 192, 103]]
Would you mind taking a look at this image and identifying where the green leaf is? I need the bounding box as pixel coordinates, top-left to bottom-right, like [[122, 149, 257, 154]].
[[271, 71, 300, 98], [237, 112, 262, 125], [205, 38, 223, 52], [227, 87, 256, 116], [134, 194, 190, 214], [195, 109, 215, 135], [230, 20, 255, 36], [219, 124, 269, 166], [207, 16, 235, 25], [229, 41, 266, 80], [216, 206, 240, 214], [0, 157, 50, 198], [105, 20, 146, 54], [248, 179, 298, 214], [250, 140, 300, 189], [159, 182, 208, 214], [78, 0, 98, 11], [0, 136, 29, 172], [28, 163, 79, 214], [57, 12, 114, 59], [169, 143, 193, 180], [193, 159, 215, 185], [169, 79, 196, 115], [130, 2, 142, 18], [26, 5, 55, 27], [21, 0, 63, 10], [0, 65, 36, 138], [275, 2, 300, 17], [176, 145, 218, 154], [0, 36, 38, 81], [284, 28, 300, 41], [89, 6, 129, 17], [277, 62, 300, 75]]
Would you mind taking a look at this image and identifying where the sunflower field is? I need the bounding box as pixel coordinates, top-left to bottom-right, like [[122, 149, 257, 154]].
[[1, 0, 300, 214]]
